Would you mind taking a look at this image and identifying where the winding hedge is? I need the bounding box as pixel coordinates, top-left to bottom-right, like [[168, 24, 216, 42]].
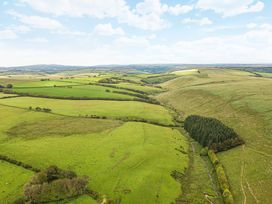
[[208, 150, 234, 204]]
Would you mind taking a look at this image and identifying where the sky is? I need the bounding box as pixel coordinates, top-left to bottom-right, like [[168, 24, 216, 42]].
[[0, 0, 271, 66]]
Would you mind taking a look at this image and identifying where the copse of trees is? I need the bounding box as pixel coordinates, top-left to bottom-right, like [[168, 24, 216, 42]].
[[15, 166, 88, 203], [184, 115, 244, 152]]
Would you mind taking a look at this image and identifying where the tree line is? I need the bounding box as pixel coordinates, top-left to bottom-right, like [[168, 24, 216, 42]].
[[184, 115, 244, 152]]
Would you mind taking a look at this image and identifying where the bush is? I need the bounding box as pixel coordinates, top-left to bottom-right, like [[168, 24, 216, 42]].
[[200, 147, 208, 156], [6, 84, 13, 88], [223, 189, 234, 204]]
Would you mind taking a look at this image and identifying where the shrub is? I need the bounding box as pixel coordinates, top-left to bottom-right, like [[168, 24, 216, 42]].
[[6, 84, 13, 88], [223, 189, 234, 204], [200, 147, 208, 156]]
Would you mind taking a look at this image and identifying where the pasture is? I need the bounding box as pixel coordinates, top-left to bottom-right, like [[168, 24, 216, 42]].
[[0, 161, 33, 203], [0, 104, 188, 203], [10, 85, 137, 100], [0, 97, 174, 125]]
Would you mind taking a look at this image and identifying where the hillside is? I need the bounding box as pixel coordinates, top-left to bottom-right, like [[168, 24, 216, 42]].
[[157, 68, 272, 203]]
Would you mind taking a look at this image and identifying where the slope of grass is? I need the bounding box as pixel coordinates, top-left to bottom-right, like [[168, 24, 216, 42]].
[[141, 74, 178, 84], [0, 160, 33, 203], [172, 69, 199, 76], [0, 97, 174, 125], [0, 105, 188, 203], [10, 85, 137, 100], [157, 68, 272, 203]]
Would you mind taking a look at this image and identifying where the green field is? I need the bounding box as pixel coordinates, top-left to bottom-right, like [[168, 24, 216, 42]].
[[141, 74, 178, 84], [0, 97, 174, 125], [157, 68, 272, 203], [0, 161, 33, 203], [10, 85, 138, 100], [114, 83, 164, 94], [0, 104, 188, 203]]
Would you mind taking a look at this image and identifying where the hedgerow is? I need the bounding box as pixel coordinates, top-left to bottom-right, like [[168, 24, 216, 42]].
[[208, 150, 234, 204]]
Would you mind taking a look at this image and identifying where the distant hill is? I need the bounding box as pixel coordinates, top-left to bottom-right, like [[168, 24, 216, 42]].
[[1, 64, 272, 74]]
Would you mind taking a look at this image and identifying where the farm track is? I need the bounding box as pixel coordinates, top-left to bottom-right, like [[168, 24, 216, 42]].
[[240, 145, 247, 204]]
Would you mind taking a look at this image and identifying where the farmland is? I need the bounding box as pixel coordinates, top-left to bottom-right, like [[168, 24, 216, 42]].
[[0, 67, 271, 203]]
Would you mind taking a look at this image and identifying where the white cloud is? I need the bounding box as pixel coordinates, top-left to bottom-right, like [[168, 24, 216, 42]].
[[182, 17, 213, 26], [196, 0, 264, 17], [8, 10, 63, 30], [168, 5, 194, 16], [94, 23, 124, 36], [20, 0, 193, 30], [115, 36, 150, 47], [0, 30, 18, 40], [247, 23, 257, 29], [28, 37, 48, 43]]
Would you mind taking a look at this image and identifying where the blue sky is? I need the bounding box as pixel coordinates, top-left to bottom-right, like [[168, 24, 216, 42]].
[[0, 0, 271, 66]]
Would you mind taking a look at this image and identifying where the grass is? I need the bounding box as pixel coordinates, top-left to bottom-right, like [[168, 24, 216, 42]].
[[0, 160, 33, 203], [114, 83, 164, 94], [0, 97, 174, 125], [141, 74, 178, 84], [172, 69, 200, 76], [0, 105, 189, 203], [13, 80, 81, 88], [157, 68, 272, 203], [7, 117, 122, 139], [10, 85, 137, 100]]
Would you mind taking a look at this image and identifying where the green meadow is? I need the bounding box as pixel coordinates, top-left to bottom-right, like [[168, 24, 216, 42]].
[[114, 83, 164, 94], [0, 97, 174, 125], [10, 85, 138, 100], [0, 104, 188, 203], [0, 161, 33, 203]]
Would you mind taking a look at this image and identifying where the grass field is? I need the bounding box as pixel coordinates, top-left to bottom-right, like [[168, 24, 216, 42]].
[[10, 85, 137, 100], [157, 68, 272, 204], [172, 69, 199, 76], [141, 74, 178, 84], [113, 83, 164, 94], [0, 161, 33, 203], [0, 105, 188, 203], [0, 97, 174, 125]]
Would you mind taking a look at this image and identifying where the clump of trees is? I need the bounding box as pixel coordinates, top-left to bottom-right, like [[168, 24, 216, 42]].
[[208, 150, 234, 204], [16, 166, 88, 203], [29, 106, 52, 113], [184, 115, 244, 152]]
